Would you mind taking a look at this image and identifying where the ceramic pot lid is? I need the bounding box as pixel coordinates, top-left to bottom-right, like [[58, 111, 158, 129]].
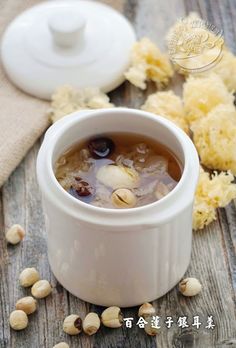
[[1, 0, 136, 100]]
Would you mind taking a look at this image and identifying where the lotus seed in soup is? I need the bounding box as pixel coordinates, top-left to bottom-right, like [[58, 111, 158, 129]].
[[55, 133, 182, 208]]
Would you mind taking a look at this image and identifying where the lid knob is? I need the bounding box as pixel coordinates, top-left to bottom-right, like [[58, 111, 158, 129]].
[[48, 10, 86, 48]]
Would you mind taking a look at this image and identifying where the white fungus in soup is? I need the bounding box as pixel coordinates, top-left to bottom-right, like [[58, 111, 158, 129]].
[[55, 133, 182, 208]]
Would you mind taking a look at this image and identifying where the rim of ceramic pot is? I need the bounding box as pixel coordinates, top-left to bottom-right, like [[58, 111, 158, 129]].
[[38, 108, 199, 220]]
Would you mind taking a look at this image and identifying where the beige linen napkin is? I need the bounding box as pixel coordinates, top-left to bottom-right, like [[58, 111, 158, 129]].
[[0, 0, 50, 187]]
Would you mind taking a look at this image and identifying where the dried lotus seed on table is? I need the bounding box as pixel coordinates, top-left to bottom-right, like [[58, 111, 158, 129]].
[[179, 278, 202, 296], [124, 37, 173, 89], [144, 317, 160, 336], [55, 133, 182, 209], [5, 224, 25, 245], [15, 296, 37, 314], [63, 314, 82, 335], [53, 343, 69, 348], [83, 312, 100, 335], [9, 310, 28, 331], [19, 267, 40, 287], [138, 303, 155, 318], [101, 306, 123, 328], [31, 279, 52, 298]]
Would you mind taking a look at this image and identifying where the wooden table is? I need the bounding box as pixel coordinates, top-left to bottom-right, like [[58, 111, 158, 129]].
[[1, 0, 236, 347]]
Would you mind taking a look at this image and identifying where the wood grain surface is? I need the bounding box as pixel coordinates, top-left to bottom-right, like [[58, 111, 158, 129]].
[[0, 0, 236, 347]]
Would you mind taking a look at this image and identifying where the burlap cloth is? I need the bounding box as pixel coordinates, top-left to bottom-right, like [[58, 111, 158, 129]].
[[0, 0, 50, 187]]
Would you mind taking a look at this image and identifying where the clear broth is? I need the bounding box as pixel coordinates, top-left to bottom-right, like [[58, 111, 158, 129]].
[[55, 133, 182, 208]]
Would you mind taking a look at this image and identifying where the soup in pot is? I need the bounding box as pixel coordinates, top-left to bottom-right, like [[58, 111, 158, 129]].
[[55, 133, 182, 208]]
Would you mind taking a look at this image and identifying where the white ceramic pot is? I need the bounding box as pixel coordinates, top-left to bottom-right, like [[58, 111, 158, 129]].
[[37, 108, 199, 307]]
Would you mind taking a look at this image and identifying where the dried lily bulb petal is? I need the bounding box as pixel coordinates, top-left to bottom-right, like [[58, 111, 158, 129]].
[[96, 165, 140, 190]]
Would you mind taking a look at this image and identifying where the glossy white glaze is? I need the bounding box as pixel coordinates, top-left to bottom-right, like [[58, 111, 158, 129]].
[[37, 108, 199, 307], [1, 1, 136, 99]]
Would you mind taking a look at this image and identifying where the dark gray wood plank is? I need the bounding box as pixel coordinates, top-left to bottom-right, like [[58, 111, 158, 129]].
[[0, 0, 236, 347]]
